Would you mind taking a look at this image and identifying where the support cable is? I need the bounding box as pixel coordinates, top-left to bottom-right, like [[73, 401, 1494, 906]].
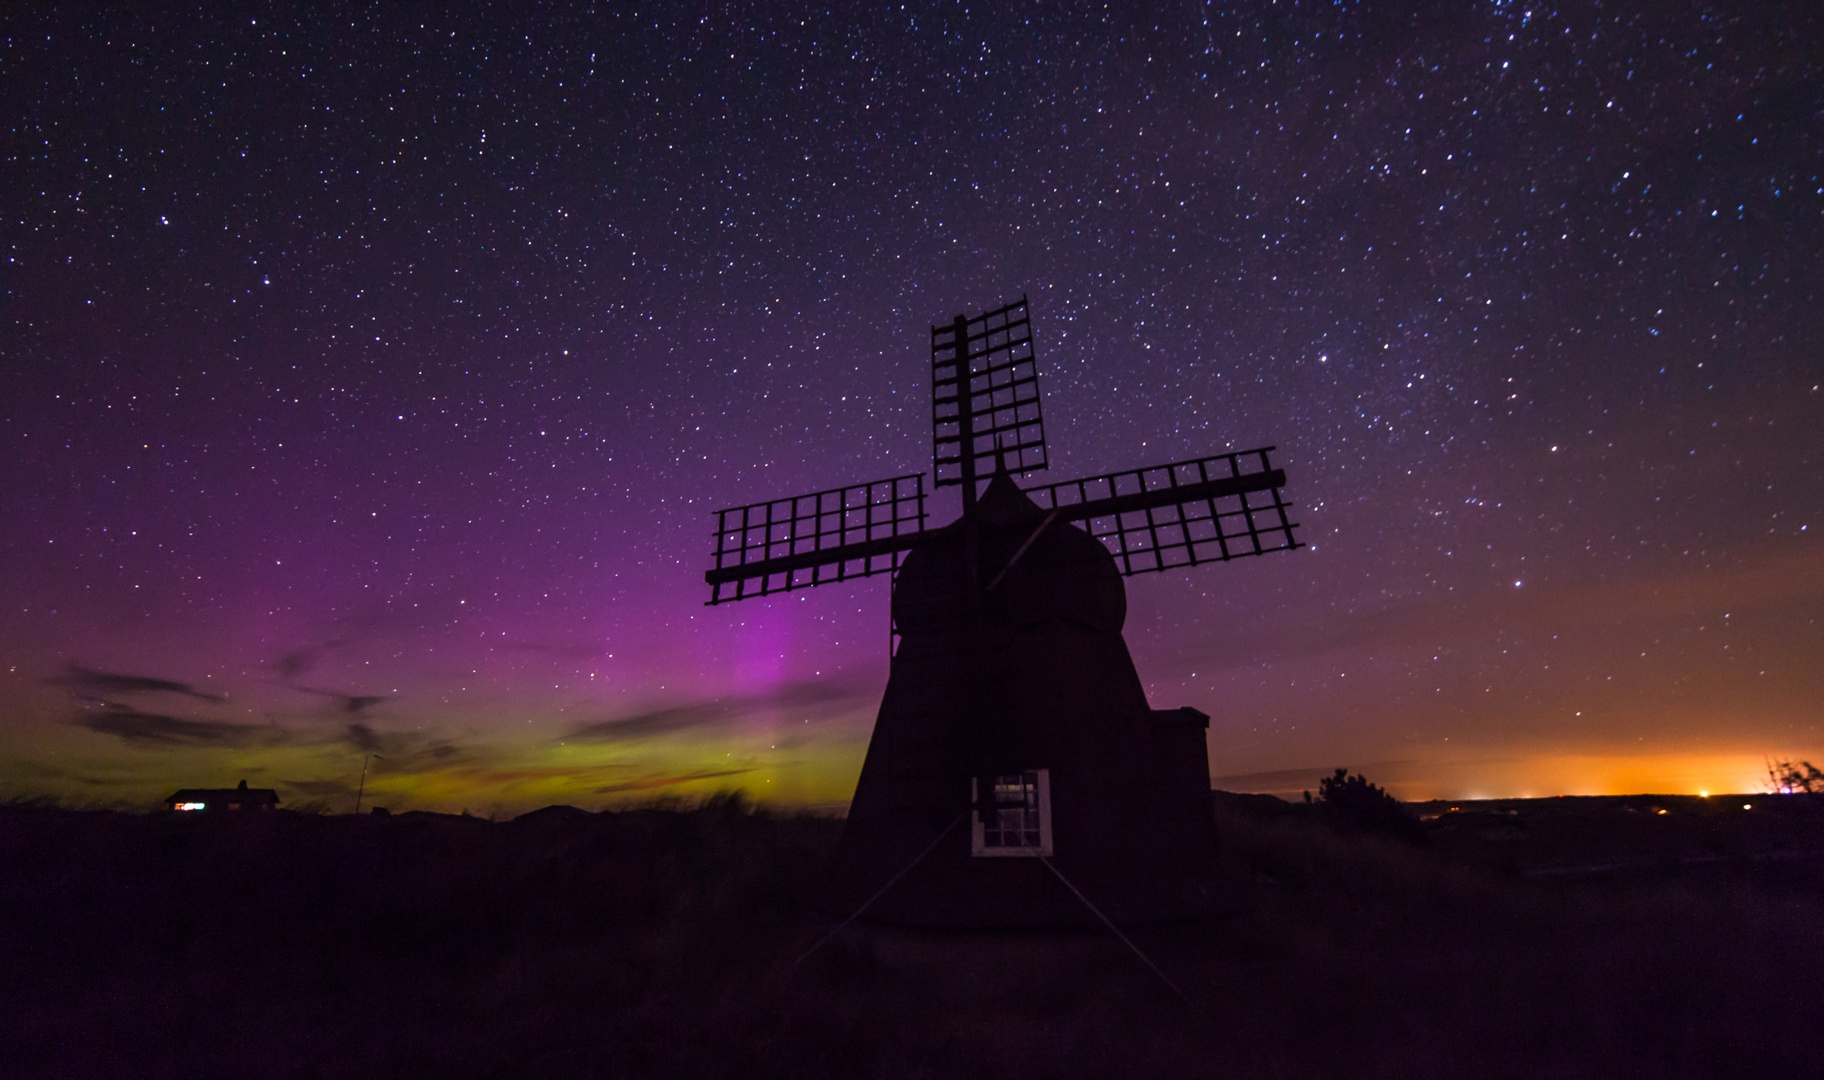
[[984, 507, 1059, 592], [791, 812, 967, 968], [1037, 855, 1205, 1017]]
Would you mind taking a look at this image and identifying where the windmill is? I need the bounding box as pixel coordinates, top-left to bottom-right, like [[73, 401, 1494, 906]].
[[705, 297, 1301, 927]]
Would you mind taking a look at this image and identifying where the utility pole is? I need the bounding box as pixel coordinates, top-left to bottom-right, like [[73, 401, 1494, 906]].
[[354, 753, 377, 815]]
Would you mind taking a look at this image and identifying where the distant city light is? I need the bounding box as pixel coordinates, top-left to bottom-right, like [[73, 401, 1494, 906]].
[[176, 802, 205, 811]]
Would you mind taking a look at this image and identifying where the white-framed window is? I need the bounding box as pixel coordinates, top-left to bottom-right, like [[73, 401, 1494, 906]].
[[970, 768, 1053, 857]]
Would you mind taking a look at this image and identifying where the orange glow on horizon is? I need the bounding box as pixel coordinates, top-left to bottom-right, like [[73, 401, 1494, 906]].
[[1213, 751, 1801, 803]]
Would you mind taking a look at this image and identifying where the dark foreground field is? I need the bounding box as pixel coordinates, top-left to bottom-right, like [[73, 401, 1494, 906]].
[[3, 794, 1822, 1080]]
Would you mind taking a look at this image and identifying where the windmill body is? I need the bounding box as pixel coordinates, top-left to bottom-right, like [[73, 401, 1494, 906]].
[[704, 297, 1301, 928], [833, 471, 1224, 926]]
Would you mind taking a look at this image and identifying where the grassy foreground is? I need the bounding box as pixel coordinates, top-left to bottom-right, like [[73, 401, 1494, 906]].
[[2, 794, 1821, 1079]]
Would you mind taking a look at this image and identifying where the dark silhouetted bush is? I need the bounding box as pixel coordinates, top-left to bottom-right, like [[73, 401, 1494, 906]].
[[1767, 758, 1824, 795], [1310, 768, 1425, 842]]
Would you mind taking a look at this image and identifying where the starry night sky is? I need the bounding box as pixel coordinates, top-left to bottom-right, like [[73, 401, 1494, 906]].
[[4, 1, 1820, 812]]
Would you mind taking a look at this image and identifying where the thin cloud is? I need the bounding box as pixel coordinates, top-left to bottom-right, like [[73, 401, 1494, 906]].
[[593, 767, 756, 794], [565, 677, 868, 744], [270, 637, 350, 681], [293, 690, 387, 717], [50, 664, 223, 703], [281, 778, 355, 797], [75, 707, 285, 748], [570, 701, 730, 742], [1212, 760, 1438, 797], [329, 724, 470, 775], [423, 762, 644, 786], [343, 723, 388, 753]]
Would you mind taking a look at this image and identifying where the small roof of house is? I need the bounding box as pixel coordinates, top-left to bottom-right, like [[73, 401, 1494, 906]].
[[164, 779, 280, 807]]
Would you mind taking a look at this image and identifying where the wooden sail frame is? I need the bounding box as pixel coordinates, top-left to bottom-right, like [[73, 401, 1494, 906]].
[[703, 298, 1302, 604]]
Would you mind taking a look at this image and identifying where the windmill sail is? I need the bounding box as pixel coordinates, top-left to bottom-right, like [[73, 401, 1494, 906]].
[[1018, 447, 1300, 576], [704, 474, 928, 604], [931, 295, 1047, 488]]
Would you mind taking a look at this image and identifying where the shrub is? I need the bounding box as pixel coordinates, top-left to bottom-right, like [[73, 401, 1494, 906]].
[[1766, 758, 1824, 796], [1309, 768, 1425, 842]]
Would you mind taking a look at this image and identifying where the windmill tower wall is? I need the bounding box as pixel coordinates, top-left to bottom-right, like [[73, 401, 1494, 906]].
[[828, 473, 1229, 928]]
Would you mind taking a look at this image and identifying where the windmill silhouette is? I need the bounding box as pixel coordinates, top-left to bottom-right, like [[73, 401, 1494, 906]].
[[705, 296, 1302, 927]]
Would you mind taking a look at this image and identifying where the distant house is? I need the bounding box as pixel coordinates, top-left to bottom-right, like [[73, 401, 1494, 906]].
[[165, 779, 279, 813]]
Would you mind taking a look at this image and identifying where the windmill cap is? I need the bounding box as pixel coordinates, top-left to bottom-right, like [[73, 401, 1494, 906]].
[[975, 470, 1046, 526], [892, 477, 1124, 634]]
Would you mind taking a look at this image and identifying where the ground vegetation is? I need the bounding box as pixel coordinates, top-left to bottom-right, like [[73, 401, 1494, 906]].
[[2, 791, 1821, 1078]]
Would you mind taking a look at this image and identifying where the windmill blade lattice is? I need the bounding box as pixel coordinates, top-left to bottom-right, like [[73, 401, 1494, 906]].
[[705, 474, 928, 604], [1019, 448, 1300, 576], [931, 296, 1047, 488], [703, 295, 1303, 605]]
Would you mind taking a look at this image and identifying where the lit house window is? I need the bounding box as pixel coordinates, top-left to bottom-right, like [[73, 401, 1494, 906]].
[[971, 769, 1053, 857], [175, 802, 206, 811]]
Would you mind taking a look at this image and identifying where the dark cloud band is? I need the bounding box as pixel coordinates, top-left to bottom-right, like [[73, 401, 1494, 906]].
[[75, 708, 284, 748], [51, 664, 224, 703], [565, 678, 868, 744]]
